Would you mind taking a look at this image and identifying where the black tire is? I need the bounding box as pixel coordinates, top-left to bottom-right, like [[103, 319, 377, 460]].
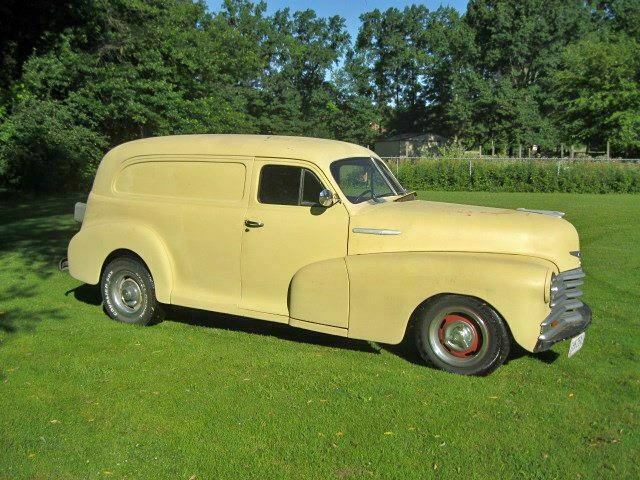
[[100, 255, 164, 326], [414, 295, 510, 376]]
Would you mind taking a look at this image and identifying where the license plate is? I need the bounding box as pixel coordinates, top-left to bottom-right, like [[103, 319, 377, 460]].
[[568, 332, 585, 357]]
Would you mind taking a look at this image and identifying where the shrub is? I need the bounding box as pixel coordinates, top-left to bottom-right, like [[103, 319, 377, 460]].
[[394, 158, 640, 194], [0, 99, 107, 192]]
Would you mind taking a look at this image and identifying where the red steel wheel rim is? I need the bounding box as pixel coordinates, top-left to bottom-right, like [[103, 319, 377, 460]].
[[438, 313, 481, 358]]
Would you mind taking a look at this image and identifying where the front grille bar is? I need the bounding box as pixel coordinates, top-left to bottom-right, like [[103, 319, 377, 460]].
[[540, 267, 586, 337]]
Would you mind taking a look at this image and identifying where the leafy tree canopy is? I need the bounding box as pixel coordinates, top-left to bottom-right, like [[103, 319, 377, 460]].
[[1, 0, 639, 191]]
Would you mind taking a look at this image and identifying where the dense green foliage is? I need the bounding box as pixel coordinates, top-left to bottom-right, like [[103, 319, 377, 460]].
[[1, 0, 639, 190], [395, 158, 640, 193], [549, 33, 640, 156], [1, 193, 638, 478]]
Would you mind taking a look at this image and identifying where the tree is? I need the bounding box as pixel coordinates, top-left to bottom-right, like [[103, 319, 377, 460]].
[[250, 7, 351, 137], [2, 0, 640, 190], [348, 0, 591, 151], [592, 0, 640, 41], [550, 33, 640, 156], [349, 5, 433, 131], [0, 99, 107, 190], [1, 0, 265, 190], [0, 0, 93, 96], [452, 0, 591, 151]]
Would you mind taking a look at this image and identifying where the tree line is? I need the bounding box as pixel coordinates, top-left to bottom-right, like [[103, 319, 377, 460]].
[[0, 0, 639, 191]]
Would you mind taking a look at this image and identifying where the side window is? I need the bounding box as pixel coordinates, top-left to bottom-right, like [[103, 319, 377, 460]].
[[300, 169, 324, 206], [258, 165, 325, 206], [258, 165, 301, 205]]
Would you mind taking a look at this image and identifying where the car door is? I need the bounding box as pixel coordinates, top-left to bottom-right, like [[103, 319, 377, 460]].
[[239, 159, 349, 322]]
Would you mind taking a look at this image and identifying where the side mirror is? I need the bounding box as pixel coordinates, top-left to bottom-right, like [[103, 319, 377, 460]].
[[318, 189, 336, 207]]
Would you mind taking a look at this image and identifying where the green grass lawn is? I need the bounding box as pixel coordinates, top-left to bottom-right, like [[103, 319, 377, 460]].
[[1, 192, 638, 479]]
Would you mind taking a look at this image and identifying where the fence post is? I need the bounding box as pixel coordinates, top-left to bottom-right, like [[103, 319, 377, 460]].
[[491, 140, 495, 156], [518, 145, 522, 159], [560, 144, 564, 159], [606, 141, 610, 159], [396, 157, 399, 174]]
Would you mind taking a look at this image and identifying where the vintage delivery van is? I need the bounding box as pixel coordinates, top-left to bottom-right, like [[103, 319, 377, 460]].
[[67, 134, 591, 375]]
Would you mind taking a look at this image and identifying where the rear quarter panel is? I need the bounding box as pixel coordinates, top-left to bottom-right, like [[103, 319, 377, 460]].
[[67, 216, 174, 303]]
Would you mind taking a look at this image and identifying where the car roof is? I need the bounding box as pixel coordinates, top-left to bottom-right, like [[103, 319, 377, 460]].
[[103, 134, 375, 167]]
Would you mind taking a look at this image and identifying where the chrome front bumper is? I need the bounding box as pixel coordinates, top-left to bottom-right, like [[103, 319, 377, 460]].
[[534, 303, 592, 352], [533, 267, 591, 352]]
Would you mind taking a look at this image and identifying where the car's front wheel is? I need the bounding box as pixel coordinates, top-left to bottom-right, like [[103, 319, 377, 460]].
[[100, 255, 164, 326], [414, 295, 511, 376]]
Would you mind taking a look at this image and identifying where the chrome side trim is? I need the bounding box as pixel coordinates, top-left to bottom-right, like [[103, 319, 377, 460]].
[[352, 227, 401, 236], [517, 208, 565, 218]]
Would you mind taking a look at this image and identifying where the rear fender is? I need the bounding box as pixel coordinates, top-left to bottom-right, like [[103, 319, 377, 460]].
[[67, 222, 173, 303]]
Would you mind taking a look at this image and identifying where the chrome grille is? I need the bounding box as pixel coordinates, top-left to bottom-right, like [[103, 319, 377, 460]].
[[540, 267, 585, 339]]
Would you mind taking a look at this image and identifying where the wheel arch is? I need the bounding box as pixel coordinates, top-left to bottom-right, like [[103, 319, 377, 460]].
[[101, 248, 150, 278], [405, 292, 513, 342], [68, 222, 174, 303]]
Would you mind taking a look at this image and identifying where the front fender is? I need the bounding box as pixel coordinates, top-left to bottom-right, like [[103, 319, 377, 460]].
[[67, 222, 173, 303], [346, 252, 554, 351]]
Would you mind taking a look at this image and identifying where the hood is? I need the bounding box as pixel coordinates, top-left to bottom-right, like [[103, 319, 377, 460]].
[[349, 200, 581, 271]]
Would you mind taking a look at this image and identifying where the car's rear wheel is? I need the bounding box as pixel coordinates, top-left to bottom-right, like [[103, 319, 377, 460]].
[[101, 255, 164, 326], [414, 295, 510, 376]]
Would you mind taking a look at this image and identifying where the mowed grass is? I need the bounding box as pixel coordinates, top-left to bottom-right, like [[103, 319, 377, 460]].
[[0, 192, 638, 480]]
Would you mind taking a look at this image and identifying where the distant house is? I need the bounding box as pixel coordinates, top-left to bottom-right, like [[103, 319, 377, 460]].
[[374, 133, 446, 157]]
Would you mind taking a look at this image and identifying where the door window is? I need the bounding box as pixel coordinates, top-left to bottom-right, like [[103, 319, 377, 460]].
[[258, 165, 325, 206], [300, 169, 324, 206]]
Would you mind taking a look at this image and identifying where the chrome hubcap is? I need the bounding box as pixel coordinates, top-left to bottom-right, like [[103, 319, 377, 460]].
[[427, 308, 489, 367], [109, 271, 144, 315], [442, 321, 474, 352], [120, 278, 141, 309]]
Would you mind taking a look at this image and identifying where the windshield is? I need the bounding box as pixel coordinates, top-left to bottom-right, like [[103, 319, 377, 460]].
[[330, 157, 406, 204]]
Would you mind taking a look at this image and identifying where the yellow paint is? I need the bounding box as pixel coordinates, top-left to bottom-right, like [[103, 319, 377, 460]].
[[68, 134, 583, 352], [289, 257, 350, 329], [346, 252, 553, 350], [349, 200, 580, 272], [239, 159, 349, 317]]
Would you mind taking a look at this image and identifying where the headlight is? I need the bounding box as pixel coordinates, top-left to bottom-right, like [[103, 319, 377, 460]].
[[544, 269, 554, 303]]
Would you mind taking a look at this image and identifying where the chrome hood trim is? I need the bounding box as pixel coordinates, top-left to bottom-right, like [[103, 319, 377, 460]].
[[517, 208, 565, 218]]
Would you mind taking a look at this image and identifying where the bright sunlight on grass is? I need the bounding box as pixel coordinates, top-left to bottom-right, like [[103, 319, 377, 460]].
[[1, 192, 638, 479]]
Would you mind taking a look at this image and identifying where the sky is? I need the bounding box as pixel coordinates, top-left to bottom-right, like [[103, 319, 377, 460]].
[[205, 1, 469, 40]]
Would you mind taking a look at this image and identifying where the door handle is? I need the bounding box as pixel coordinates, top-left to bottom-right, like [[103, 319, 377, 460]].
[[244, 219, 264, 228]]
